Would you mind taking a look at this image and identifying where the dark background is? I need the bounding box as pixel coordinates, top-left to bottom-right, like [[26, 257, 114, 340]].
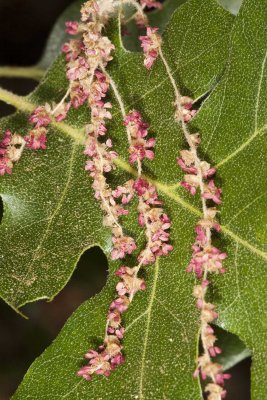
[[0, 1, 250, 399]]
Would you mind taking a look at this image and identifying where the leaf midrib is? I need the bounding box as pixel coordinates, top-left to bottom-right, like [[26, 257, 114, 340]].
[[0, 88, 266, 261], [138, 258, 159, 399]]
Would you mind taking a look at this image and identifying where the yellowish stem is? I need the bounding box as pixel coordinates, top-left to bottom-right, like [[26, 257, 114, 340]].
[[0, 66, 45, 81], [0, 86, 85, 144], [0, 87, 33, 112]]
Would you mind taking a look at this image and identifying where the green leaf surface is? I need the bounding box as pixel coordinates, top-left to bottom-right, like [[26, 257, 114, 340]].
[[214, 326, 251, 371], [0, 0, 266, 398]]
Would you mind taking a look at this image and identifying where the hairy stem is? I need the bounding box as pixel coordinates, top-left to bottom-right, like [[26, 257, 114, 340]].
[[159, 47, 218, 390], [0, 66, 45, 81], [101, 65, 133, 144], [51, 87, 71, 115]]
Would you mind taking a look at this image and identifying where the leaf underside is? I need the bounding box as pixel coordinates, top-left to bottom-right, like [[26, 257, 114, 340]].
[[0, 0, 266, 399]]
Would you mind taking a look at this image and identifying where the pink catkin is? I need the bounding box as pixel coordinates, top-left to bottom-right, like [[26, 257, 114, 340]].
[[139, 22, 231, 398], [176, 98, 230, 399], [139, 26, 161, 69], [78, 107, 172, 381], [76, 5, 173, 382], [124, 110, 156, 164], [60, 3, 170, 381]]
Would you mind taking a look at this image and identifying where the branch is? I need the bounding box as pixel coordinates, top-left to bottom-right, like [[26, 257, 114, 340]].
[[0, 66, 45, 81]]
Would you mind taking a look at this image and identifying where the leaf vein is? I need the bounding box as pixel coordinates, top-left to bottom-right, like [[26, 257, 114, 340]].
[[12, 144, 78, 304], [138, 258, 159, 399], [0, 89, 266, 261]]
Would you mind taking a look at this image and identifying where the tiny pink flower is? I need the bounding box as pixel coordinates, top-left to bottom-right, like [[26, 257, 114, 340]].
[[141, 0, 162, 8], [176, 96, 197, 123], [25, 131, 47, 150], [216, 373, 231, 385], [177, 157, 197, 174], [139, 27, 161, 70], [202, 180, 222, 204], [111, 353, 125, 367], [54, 102, 70, 122], [77, 366, 92, 381], [65, 21, 79, 35], [67, 57, 89, 81], [181, 180, 197, 195], [0, 158, 12, 175], [29, 106, 51, 128], [208, 346, 222, 357], [70, 83, 89, 108], [62, 39, 83, 61], [111, 236, 136, 260]]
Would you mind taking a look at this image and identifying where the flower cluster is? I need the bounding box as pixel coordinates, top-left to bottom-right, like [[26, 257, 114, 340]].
[[26, 102, 71, 150], [78, 265, 145, 380], [133, 178, 172, 264], [62, 1, 115, 111], [62, 2, 139, 262], [25, 106, 50, 150], [124, 110, 155, 165], [175, 96, 197, 124], [84, 69, 137, 261], [178, 145, 221, 201], [66, 2, 169, 381], [125, 109, 172, 266], [139, 26, 161, 69], [0, 130, 25, 175], [177, 106, 230, 397], [187, 238, 226, 278], [193, 297, 231, 399], [78, 87, 172, 380], [75, 6, 172, 380], [0, 96, 72, 174], [73, 4, 151, 380], [189, 231, 230, 398]]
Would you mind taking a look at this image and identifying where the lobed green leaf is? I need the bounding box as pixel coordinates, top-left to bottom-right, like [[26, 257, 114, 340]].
[[1, 0, 265, 398]]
